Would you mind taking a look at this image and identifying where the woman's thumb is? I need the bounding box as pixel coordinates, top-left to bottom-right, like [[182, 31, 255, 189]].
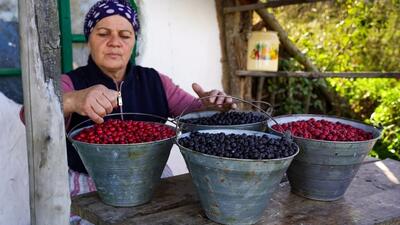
[[192, 83, 205, 97]]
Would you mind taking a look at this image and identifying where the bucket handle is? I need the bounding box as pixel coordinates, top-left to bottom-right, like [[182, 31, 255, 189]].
[[174, 95, 289, 139], [67, 112, 176, 140], [249, 100, 274, 115]]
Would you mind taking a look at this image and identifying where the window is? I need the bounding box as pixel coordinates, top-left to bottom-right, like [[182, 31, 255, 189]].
[[59, 0, 138, 73], [0, 0, 20, 76], [0, 1, 23, 103]]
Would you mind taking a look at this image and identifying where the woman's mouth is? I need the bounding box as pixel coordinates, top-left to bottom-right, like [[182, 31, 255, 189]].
[[106, 53, 121, 59]]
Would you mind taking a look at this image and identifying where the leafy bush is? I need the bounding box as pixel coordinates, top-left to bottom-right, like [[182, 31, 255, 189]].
[[268, 0, 400, 160]]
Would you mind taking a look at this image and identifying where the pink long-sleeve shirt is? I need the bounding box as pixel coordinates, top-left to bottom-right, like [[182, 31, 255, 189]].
[[61, 72, 199, 117], [20, 72, 201, 127]]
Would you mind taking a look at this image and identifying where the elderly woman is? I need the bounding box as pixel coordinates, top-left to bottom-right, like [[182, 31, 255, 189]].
[[58, 0, 234, 198], [64, 0, 233, 175], [58, 0, 234, 224]]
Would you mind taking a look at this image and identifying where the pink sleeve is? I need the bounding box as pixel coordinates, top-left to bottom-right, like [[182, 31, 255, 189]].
[[61, 74, 75, 129], [159, 73, 202, 117], [61, 74, 75, 92]]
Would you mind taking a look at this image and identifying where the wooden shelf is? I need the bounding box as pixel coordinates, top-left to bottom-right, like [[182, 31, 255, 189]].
[[223, 0, 330, 14], [236, 70, 400, 78]]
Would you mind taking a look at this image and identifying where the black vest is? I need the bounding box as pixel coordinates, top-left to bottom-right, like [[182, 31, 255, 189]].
[[66, 57, 169, 173]]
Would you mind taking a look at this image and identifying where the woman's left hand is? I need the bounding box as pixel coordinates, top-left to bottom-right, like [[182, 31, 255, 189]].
[[192, 83, 237, 109]]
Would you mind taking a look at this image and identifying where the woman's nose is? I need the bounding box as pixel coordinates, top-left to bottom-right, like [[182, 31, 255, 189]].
[[108, 34, 121, 47]]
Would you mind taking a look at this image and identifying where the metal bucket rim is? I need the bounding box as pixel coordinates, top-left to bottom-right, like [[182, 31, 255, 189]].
[[68, 121, 176, 147], [267, 114, 382, 143], [177, 110, 268, 127], [176, 129, 300, 162]]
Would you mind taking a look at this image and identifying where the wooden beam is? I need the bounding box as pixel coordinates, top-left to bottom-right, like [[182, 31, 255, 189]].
[[237, 70, 400, 78], [215, 0, 231, 93], [224, 0, 331, 13], [19, 0, 70, 224], [217, 0, 250, 98]]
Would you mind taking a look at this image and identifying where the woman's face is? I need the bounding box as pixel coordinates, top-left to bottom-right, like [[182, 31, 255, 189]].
[[88, 15, 135, 75]]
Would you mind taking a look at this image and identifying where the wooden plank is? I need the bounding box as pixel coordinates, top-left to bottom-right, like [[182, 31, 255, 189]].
[[237, 70, 400, 78], [19, 0, 70, 224], [224, 0, 331, 13], [119, 204, 214, 225], [72, 159, 400, 225], [362, 156, 382, 164], [71, 175, 199, 225], [259, 159, 400, 225]]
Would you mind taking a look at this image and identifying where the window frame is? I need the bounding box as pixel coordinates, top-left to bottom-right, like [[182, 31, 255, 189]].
[[0, 0, 138, 77]]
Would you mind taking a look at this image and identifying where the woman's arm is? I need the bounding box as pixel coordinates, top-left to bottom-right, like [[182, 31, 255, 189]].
[[159, 73, 235, 117], [159, 73, 202, 117], [19, 75, 119, 126]]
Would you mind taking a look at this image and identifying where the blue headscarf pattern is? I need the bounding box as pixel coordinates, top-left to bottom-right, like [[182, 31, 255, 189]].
[[83, 0, 140, 40]]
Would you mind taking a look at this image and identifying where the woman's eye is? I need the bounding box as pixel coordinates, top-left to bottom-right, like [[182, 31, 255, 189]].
[[98, 33, 108, 37], [121, 35, 131, 39]]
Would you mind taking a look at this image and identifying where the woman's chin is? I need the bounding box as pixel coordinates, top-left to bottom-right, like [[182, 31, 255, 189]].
[[103, 62, 124, 71]]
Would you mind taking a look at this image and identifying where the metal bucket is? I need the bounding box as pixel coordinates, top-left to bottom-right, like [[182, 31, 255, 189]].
[[67, 113, 175, 207], [179, 110, 268, 132], [177, 129, 299, 225], [177, 96, 273, 133], [267, 114, 381, 201]]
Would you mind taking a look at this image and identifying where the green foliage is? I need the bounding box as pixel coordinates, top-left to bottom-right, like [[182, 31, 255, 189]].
[[268, 0, 400, 160]]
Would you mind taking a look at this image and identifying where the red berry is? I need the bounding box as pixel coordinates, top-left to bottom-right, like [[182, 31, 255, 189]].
[[73, 119, 176, 144], [272, 118, 373, 142]]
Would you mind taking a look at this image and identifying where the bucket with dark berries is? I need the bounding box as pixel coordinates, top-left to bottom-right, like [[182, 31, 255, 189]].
[[177, 96, 273, 132], [267, 114, 381, 201], [67, 113, 176, 207], [176, 128, 299, 225]]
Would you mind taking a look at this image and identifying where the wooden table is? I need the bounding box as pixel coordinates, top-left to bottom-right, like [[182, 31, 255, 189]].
[[72, 159, 400, 225]]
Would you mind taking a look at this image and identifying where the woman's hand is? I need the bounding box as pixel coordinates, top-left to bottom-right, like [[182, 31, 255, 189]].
[[192, 83, 237, 109], [63, 84, 119, 123]]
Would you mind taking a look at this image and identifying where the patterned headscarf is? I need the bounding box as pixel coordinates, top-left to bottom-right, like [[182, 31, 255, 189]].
[[83, 0, 140, 40]]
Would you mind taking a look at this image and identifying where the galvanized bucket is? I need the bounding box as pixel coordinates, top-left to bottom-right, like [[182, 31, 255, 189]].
[[177, 96, 273, 133], [179, 110, 269, 132], [177, 129, 299, 225], [67, 113, 175, 207], [267, 114, 381, 201]]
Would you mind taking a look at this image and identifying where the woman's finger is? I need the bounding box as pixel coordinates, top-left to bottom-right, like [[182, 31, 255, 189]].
[[96, 96, 113, 114], [91, 101, 107, 118], [86, 108, 104, 124], [224, 96, 233, 104], [103, 90, 119, 108], [215, 92, 226, 106], [192, 83, 206, 98], [208, 90, 219, 103]]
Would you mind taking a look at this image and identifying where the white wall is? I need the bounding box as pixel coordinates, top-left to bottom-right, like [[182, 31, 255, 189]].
[[0, 93, 30, 225], [136, 0, 223, 175]]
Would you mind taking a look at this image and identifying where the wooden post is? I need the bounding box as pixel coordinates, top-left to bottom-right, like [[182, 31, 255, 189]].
[[19, 0, 70, 224], [216, 0, 253, 104]]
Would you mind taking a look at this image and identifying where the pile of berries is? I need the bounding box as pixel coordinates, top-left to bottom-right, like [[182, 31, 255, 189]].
[[272, 118, 373, 141], [73, 119, 176, 144], [179, 132, 297, 160], [181, 111, 266, 125]]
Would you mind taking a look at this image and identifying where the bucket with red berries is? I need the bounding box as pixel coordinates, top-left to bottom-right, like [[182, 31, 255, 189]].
[[67, 113, 176, 207], [178, 96, 273, 132], [267, 114, 381, 201]]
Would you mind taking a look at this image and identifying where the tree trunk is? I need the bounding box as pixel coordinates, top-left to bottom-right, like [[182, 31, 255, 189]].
[[19, 0, 70, 224], [254, 5, 335, 112]]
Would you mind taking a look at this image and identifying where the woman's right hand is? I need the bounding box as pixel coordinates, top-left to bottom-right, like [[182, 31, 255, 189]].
[[63, 84, 119, 124]]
